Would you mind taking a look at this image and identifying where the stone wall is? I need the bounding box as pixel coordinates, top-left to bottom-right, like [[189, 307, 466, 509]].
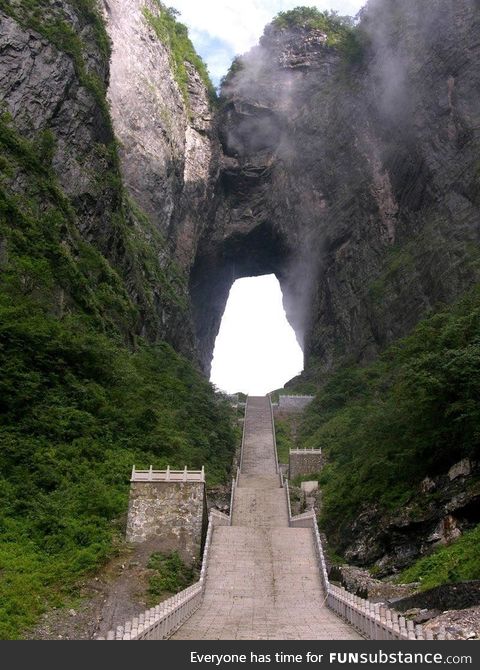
[[126, 481, 207, 565], [289, 450, 323, 480], [278, 396, 314, 412]]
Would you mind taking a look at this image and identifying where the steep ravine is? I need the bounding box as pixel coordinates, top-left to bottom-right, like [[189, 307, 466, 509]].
[[1, 0, 480, 638]]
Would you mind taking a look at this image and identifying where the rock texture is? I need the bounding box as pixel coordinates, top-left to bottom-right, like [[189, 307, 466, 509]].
[[5, 0, 479, 377], [343, 459, 480, 574], [126, 481, 207, 565], [103, 0, 218, 270], [190, 0, 480, 376], [0, 0, 214, 355], [2, 0, 480, 587]]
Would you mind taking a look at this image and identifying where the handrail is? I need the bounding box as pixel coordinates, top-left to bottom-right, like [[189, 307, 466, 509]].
[[279, 395, 315, 400], [99, 402, 244, 641], [269, 396, 279, 474], [229, 469, 239, 527], [283, 475, 292, 521], [131, 465, 205, 482], [98, 509, 229, 640], [238, 397, 248, 474]]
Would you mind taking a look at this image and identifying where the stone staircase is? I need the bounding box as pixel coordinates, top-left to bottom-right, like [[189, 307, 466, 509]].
[[171, 396, 361, 640]]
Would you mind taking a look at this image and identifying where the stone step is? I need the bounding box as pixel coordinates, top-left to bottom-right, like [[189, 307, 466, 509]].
[[171, 396, 361, 640], [237, 475, 280, 489], [232, 488, 288, 527]]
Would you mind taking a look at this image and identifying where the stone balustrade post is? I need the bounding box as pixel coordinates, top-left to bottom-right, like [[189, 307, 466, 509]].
[[407, 620, 416, 640], [398, 615, 407, 639]]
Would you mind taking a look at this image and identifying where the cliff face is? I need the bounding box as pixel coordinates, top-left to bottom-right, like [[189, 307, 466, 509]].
[[103, 0, 218, 271], [6, 0, 478, 382], [0, 0, 217, 356], [0, 2, 236, 637], [191, 0, 480, 377], [2, 0, 479, 392]]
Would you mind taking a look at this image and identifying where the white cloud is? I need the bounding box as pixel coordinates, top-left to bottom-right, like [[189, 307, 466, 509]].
[[169, 0, 366, 82], [210, 275, 304, 396]]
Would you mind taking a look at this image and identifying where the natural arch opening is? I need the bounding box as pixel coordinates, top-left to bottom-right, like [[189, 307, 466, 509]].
[[210, 275, 304, 395]]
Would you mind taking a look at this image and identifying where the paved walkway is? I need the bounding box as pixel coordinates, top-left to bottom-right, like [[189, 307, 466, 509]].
[[172, 396, 361, 640]]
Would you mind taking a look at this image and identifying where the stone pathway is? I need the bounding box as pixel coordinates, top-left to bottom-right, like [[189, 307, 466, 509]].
[[172, 396, 361, 640]]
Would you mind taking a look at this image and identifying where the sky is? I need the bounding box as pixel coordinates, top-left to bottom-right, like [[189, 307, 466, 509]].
[[210, 276, 304, 395], [169, 0, 366, 84]]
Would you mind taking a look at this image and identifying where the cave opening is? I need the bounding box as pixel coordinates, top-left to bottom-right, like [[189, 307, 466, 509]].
[[209, 275, 304, 396]]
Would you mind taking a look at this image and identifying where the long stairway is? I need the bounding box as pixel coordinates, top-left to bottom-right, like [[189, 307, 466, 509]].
[[172, 396, 361, 640]]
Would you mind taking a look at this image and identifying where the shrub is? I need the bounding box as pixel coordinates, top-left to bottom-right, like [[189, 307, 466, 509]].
[[143, 2, 216, 107], [299, 287, 480, 550]]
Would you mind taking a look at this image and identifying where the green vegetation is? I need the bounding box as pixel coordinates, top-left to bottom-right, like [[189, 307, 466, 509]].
[[368, 245, 416, 304], [0, 113, 236, 636], [147, 551, 197, 604], [299, 287, 480, 551], [397, 525, 480, 590], [220, 56, 245, 90], [274, 415, 296, 463], [143, 2, 216, 107], [272, 7, 364, 63], [0, 4, 235, 638]]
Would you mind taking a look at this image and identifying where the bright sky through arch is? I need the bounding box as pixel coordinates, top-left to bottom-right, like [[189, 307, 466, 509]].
[[210, 275, 304, 395], [168, 0, 366, 85]]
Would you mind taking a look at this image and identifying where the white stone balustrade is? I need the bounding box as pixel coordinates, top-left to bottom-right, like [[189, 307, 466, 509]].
[[287, 503, 446, 640]]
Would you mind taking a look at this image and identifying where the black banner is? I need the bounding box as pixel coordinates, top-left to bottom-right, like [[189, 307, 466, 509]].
[[1, 641, 477, 670]]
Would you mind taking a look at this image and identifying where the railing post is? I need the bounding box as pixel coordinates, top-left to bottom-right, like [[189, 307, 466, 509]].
[[398, 615, 407, 639], [166, 465, 170, 481]]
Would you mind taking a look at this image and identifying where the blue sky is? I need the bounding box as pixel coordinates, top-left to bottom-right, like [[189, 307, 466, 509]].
[[169, 0, 367, 84]]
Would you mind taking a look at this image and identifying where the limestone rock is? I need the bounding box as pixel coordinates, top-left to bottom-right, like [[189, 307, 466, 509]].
[[449, 459, 472, 481]]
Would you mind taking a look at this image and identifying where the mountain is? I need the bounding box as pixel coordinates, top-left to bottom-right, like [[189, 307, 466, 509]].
[[0, 0, 479, 636]]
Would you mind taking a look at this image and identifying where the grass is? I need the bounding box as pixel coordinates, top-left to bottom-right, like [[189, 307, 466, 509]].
[[274, 415, 296, 463], [397, 525, 480, 591], [147, 551, 197, 605]]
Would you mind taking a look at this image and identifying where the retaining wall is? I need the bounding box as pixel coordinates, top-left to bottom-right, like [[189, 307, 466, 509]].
[[289, 449, 323, 479], [126, 480, 207, 565], [278, 395, 314, 412]]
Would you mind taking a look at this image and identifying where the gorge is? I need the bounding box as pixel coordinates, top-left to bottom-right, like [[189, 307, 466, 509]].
[[0, 0, 479, 638]]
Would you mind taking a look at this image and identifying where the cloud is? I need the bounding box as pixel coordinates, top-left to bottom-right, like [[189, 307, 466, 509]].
[[169, 0, 367, 84]]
